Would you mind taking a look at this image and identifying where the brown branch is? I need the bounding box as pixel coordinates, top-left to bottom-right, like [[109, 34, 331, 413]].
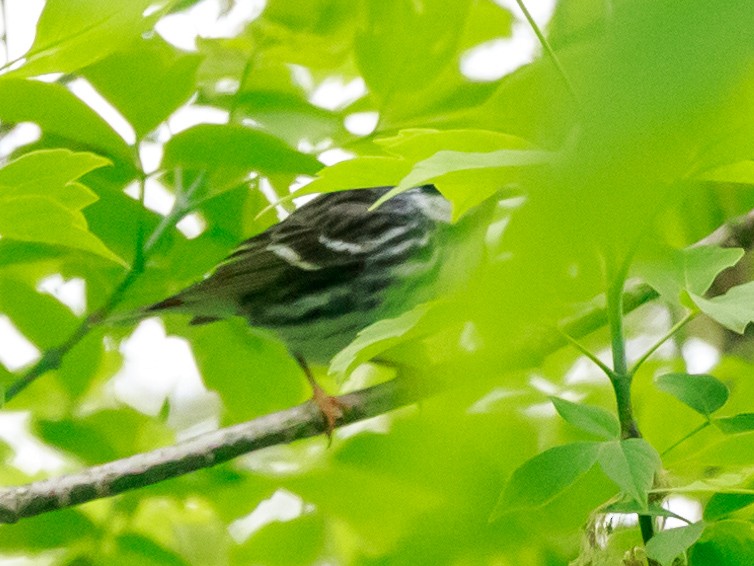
[[0, 377, 422, 523]]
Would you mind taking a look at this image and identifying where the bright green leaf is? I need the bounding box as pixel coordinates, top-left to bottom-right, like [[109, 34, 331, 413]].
[[490, 442, 601, 519], [597, 439, 661, 508], [646, 522, 705, 566], [377, 129, 533, 161], [13, 0, 163, 76], [636, 245, 744, 307], [299, 156, 410, 199], [655, 373, 729, 417], [162, 123, 321, 177], [697, 160, 754, 184], [355, 0, 471, 98], [329, 301, 456, 379], [550, 397, 620, 440], [374, 149, 551, 219], [0, 196, 125, 265], [691, 282, 754, 334], [0, 78, 133, 165], [0, 149, 109, 210], [83, 36, 202, 138]]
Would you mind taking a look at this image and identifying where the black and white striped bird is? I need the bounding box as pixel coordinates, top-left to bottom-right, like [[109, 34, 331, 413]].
[[135, 185, 492, 429]]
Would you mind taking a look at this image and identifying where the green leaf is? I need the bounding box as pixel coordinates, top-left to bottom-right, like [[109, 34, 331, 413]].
[[550, 397, 620, 440], [0, 149, 109, 210], [691, 282, 754, 334], [187, 319, 307, 423], [376, 129, 533, 161], [355, 0, 471, 97], [697, 160, 754, 184], [645, 522, 705, 566], [635, 245, 744, 307], [0, 509, 96, 550], [36, 408, 174, 465], [682, 247, 745, 295], [329, 302, 451, 379], [162, 124, 321, 177], [490, 442, 601, 519], [13, 0, 163, 76], [0, 277, 78, 350], [689, 520, 754, 565], [655, 373, 729, 417], [704, 493, 754, 521], [374, 149, 551, 220], [233, 90, 345, 148], [714, 413, 754, 434], [233, 513, 324, 566], [296, 156, 411, 199], [83, 36, 202, 138], [0, 78, 133, 165], [597, 439, 661, 508], [0, 196, 125, 265]]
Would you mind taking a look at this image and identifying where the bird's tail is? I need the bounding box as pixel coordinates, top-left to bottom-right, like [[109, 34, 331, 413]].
[[103, 294, 188, 326]]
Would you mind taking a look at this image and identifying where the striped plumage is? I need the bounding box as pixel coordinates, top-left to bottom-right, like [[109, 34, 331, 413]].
[[145, 185, 484, 363]]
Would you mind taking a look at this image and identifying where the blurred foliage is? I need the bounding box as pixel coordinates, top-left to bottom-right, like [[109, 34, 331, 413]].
[[0, 0, 753, 564]]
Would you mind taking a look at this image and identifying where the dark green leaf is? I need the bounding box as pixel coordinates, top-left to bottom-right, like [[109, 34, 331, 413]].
[[0, 509, 96, 550], [704, 493, 754, 521], [35, 409, 174, 465], [689, 520, 754, 565], [550, 397, 620, 440], [187, 319, 306, 423], [714, 413, 754, 434], [655, 373, 729, 417]]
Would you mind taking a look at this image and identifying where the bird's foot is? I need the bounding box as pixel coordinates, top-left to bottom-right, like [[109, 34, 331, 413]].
[[310, 382, 344, 441], [295, 353, 344, 442]]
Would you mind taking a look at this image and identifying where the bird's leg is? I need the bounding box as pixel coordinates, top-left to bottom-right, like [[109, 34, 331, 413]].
[[294, 354, 343, 440]]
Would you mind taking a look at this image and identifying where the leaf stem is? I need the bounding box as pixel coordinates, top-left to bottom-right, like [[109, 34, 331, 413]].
[[631, 311, 697, 375], [558, 328, 615, 378], [661, 421, 710, 458], [514, 0, 579, 105]]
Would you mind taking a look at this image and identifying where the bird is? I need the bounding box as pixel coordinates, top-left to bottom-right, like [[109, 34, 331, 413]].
[[130, 185, 493, 432]]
